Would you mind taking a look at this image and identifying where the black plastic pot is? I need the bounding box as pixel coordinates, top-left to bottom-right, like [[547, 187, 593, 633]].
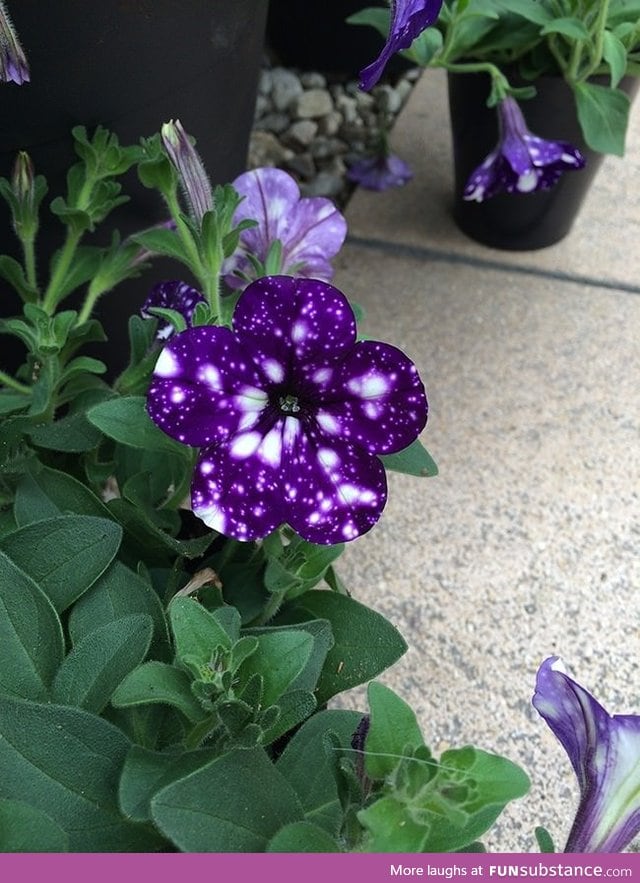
[[1, 0, 267, 376], [447, 70, 640, 251], [266, 0, 412, 78]]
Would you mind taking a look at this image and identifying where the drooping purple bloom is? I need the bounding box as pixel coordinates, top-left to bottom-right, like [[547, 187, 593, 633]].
[[161, 119, 213, 222], [0, 1, 29, 84], [141, 280, 206, 340], [147, 275, 427, 544], [347, 152, 413, 191], [222, 168, 347, 290], [464, 97, 585, 202], [359, 0, 444, 91], [533, 656, 640, 853]]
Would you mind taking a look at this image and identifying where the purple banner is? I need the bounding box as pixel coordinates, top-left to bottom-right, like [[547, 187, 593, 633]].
[[2, 853, 640, 883]]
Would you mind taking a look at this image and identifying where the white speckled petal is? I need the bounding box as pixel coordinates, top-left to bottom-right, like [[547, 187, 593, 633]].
[[147, 326, 266, 447]]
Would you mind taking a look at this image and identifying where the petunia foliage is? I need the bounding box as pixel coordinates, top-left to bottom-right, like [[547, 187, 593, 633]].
[[0, 111, 598, 857]]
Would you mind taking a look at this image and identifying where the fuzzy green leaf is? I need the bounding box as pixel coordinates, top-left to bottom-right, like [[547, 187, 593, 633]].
[[365, 682, 425, 779], [0, 799, 69, 852], [151, 748, 305, 852], [0, 551, 64, 700], [0, 515, 122, 612], [52, 614, 153, 713]]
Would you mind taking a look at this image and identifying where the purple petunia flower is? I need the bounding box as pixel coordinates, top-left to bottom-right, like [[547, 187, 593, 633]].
[[359, 0, 444, 91], [0, 1, 29, 84], [222, 168, 347, 291], [533, 656, 640, 853], [463, 97, 586, 203], [141, 280, 206, 340], [147, 275, 428, 544], [347, 152, 413, 191]]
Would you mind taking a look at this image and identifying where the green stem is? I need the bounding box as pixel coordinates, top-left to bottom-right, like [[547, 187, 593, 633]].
[[22, 235, 37, 292], [0, 369, 30, 394], [41, 229, 81, 315], [250, 589, 286, 627], [581, 0, 610, 81], [76, 280, 110, 326], [435, 59, 510, 100]]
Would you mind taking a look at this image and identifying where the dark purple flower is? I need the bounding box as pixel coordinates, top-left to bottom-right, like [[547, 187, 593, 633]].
[[141, 280, 206, 340], [147, 275, 428, 544], [359, 0, 443, 91], [161, 119, 213, 222], [0, 1, 29, 85], [464, 97, 585, 202], [222, 168, 347, 290], [533, 656, 640, 853], [347, 152, 413, 191]]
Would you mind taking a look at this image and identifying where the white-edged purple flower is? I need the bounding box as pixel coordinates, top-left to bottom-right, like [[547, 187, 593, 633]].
[[0, 1, 29, 84], [464, 97, 586, 203], [347, 152, 413, 191], [359, 0, 443, 91], [222, 168, 347, 290], [533, 656, 640, 853], [147, 275, 428, 544], [141, 280, 206, 340]]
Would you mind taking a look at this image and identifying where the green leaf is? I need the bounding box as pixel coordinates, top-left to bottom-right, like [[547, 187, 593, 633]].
[[495, 0, 553, 25], [365, 682, 425, 779], [87, 395, 184, 453], [379, 437, 438, 477], [603, 30, 628, 88], [575, 81, 630, 155], [131, 228, 188, 263], [535, 825, 556, 853], [404, 27, 443, 66], [118, 745, 219, 822], [108, 497, 215, 564], [0, 799, 69, 852], [151, 747, 305, 852], [276, 709, 364, 833], [112, 661, 206, 723], [260, 690, 317, 746], [237, 630, 314, 707], [0, 515, 122, 612], [52, 614, 153, 713], [0, 695, 162, 851], [541, 17, 590, 40], [13, 464, 113, 526], [346, 7, 390, 41], [68, 560, 169, 658], [0, 392, 30, 415], [281, 591, 407, 704], [169, 597, 233, 669], [0, 255, 38, 301], [28, 410, 104, 452], [0, 550, 64, 700], [359, 746, 531, 853], [267, 820, 340, 852]]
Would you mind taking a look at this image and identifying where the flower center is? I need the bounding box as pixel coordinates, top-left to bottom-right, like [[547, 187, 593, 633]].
[[279, 393, 301, 414]]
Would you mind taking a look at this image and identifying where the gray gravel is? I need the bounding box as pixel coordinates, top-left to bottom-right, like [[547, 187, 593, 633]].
[[248, 62, 421, 207]]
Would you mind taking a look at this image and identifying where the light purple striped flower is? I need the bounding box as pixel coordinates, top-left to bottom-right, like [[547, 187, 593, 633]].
[[359, 0, 443, 91], [464, 97, 585, 202], [161, 119, 212, 222], [533, 657, 640, 853], [222, 168, 346, 291], [147, 275, 428, 544]]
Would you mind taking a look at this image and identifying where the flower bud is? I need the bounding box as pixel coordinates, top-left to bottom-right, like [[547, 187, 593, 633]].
[[161, 119, 213, 223], [0, 1, 30, 85]]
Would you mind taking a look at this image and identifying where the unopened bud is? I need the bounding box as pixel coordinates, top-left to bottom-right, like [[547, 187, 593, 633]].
[[161, 119, 212, 223], [0, 1, 30, 85]]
